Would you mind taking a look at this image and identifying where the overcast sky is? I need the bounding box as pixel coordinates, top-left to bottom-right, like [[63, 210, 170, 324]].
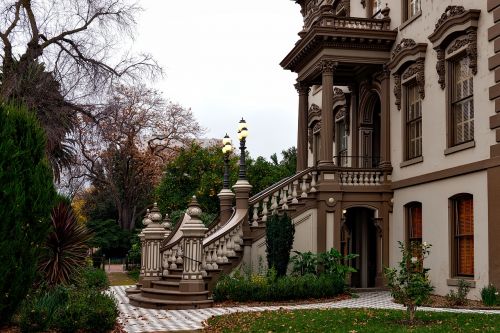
[[133, 0, 303, 160]]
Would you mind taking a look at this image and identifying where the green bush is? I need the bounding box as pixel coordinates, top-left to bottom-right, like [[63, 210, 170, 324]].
[[76, 266, 109, 291], [0, 103, 56, 325], [212, 271, 344, 302], [446, 279, 471, 306], [53, 288, 118, 333], [266, 213, 295, 276], [18, 286, 68, 333], [480, 284, 499, 306], [290, 251, 318, 276]]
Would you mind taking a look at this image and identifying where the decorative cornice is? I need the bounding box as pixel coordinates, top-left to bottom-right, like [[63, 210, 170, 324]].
[[391, 39, 417, 59], [435, 6, 466, 31], [319, 59, 337, 73]]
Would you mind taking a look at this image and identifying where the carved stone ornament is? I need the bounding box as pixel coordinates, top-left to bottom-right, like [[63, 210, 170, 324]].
[[308, 103, 322, 122], [360, 0, 366, 9], [313, 121, 322, 133], [308, 128, 313, 151], [402, 59, 425, 100], [335, 108, 345, 121], [392, 39, 417, 59], [447, 38, 469, 55], [333, 87, 344, 97], [294, 82, 311, 95], [467, 28, 478, 75], [435, 6, 466, 31], [393, 74, 401, 110], [435, 47, 446, 89], [319, 60, 337, 73]]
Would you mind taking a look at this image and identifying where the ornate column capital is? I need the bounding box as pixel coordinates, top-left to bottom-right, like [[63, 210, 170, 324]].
[[294, 81, 311, 95], [319, 59, 337, 74]]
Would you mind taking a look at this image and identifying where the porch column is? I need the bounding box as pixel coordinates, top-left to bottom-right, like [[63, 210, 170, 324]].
[[318, 60, 337, 168], [349, 85, 359, 168], [295, 81, 311, 172], [379, 66, 392, 169]]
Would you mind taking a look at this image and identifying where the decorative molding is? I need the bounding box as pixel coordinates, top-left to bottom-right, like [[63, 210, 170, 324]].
[[391, 38, 417, 59], [447, 38, 469, 54], [335, 108, 345, 120], [308, 103, 322, 122], [393, 74, 401, 110], [340, 0, 350, 17], [308, 128, 313, 151], [294, 82, 311, 95], [435, 47, 446, 89], [333, 87, 344, 97], [428, 7, 480, 89], [467, 28, 478, 75], [435, 6, 466, 31], [313, 121, 321, 133], [402, 59, 425, 100], [319, 59, 337, 73]]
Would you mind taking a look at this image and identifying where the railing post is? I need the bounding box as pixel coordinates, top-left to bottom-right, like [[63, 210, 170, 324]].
[[179, 196, 208, 293], [139, 203, 168, 288]]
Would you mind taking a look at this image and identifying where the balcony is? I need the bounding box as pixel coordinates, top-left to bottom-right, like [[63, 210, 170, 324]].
[[280, 10, 398, 78]]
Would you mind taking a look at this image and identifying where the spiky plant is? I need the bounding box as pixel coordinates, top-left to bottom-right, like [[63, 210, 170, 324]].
[[39, 202, 93, 286]]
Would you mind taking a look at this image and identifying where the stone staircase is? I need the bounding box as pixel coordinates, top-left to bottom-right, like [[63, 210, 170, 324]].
[[126, 165, 389, 310]]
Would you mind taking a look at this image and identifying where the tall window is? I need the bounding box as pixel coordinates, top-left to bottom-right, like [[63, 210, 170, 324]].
[[404, 0, 421, 21], [406, 83, 422, 160], [337, 120, 348, 167], [451, 56, 474, 145], [406, 202, 422, 244], [452, 195, 474, 277]]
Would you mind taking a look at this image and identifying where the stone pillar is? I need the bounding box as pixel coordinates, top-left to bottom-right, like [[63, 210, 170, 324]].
[[318, 60, 337, 168], [179, 196, 208, 292], [295, 81, 311, 172], [379, 66, 392, 170], [218, 189, 235, 225], [139, 203, 167, 288]]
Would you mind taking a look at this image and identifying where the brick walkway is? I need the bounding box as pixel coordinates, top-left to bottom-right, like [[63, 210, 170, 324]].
[[110, 285, 500, 333]]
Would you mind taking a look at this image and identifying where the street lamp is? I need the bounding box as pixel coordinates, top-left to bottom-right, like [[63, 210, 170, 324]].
[[237, 118, 248, 180], [221, 133, 233, 189]]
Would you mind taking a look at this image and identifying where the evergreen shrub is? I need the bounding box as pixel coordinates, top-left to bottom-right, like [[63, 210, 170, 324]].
[[0, 103, 56, 325], [266, 213, 295, 276]]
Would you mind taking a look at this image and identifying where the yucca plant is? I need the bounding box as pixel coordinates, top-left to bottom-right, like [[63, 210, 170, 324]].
[[39, 202, 93, 285]]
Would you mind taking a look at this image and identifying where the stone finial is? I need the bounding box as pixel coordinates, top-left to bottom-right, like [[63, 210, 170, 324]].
[[161, 213, 172, 231], [381, 4, 390, 18], [142, 209, 152, 226], [186, 196, 202, 219], [149, 203, 162, 224]]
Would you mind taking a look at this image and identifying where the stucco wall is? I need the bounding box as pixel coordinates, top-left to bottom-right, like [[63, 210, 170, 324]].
[[391, 171, 489, 299], [250, 209, 318, 273]]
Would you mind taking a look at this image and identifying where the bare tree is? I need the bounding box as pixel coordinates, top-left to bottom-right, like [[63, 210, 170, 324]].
[[72, 85, 203, 230], [0, 0, 161, 179]]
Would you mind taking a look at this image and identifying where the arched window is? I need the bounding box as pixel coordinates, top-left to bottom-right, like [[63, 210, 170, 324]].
[[405, 202, 422, 243], [451, 194, 474, 277]]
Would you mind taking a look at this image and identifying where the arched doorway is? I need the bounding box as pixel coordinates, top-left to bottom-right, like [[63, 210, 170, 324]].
[[342, 207, 378, 288], [359, 92, 381, 168]]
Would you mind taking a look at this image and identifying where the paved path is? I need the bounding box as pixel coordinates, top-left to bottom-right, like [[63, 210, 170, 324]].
[[110, 285, 500, 333]]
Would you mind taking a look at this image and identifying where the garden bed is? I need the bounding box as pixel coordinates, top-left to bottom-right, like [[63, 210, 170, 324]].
[[421, 294, 500, 311], [215, 293, 351, 307], [203, 308, 500, 333]]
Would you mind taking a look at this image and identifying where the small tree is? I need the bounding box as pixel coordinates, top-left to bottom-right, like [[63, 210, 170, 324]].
[[266, 213, 295, 277], [385, 241, 434, 323], [0, 103, 56, 325]]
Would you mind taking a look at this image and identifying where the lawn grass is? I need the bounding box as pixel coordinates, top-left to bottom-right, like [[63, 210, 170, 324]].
[[107, 272, 137, 286], [204, 308, 500, 332]]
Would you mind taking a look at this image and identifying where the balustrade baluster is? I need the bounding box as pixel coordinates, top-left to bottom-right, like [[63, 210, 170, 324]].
[[271, 192, 278, 213], [292, 181, 298, 204], [252, 204, 259, 227], [301, 175, 308, 198], [310, 171, 317, 192], [170, 247, 178, 269], [261, 197, 269, 222]]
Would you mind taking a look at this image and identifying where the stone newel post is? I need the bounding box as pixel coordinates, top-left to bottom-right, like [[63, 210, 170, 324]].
[[179, 196, 208, 292], [139, 203, 167, 288]]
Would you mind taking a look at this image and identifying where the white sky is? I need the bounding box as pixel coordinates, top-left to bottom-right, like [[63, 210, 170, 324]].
[[133, 0, 303, 160]]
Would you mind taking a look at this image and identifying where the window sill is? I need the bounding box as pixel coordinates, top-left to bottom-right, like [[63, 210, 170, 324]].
[[447, 278, 476, 288], [444, 141, 475, 156], [399, 11, 422, 31], [400, 156, 423, 168]]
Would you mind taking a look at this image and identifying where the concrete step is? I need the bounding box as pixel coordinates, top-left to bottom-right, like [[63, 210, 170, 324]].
[[141, 287, 210, 301], [151, 280, 180, 291], [129, 294, 213, 310]]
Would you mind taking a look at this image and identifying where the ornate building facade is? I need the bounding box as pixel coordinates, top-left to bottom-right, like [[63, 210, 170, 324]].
[[254, 0, 500, 298]]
